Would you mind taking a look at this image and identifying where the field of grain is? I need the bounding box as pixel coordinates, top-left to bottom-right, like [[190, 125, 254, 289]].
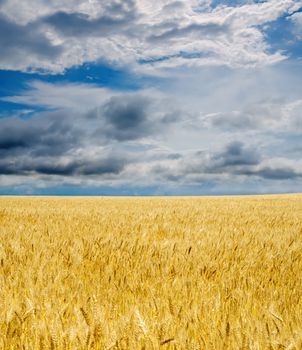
[[0, 195, 301, 349]]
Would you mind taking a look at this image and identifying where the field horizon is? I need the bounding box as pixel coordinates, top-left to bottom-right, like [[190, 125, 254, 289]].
[[1, 193, 302, 198]]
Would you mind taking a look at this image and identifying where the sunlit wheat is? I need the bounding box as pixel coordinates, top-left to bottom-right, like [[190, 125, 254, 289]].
[[0, 195, 301, 349]]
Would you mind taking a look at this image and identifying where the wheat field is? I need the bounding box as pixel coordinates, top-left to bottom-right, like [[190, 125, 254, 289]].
[[0, 195, 301, 349]]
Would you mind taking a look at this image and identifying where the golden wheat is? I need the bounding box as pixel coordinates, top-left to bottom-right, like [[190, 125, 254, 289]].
[[0, 195, 301, 349]]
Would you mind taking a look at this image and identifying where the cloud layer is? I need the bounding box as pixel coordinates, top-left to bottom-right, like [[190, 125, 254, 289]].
[[1, 74, 302, 194], [0, 0, 301, 72]]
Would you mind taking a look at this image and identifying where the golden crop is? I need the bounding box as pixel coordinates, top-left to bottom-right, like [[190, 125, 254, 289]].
[[0, 195, 301, 349]]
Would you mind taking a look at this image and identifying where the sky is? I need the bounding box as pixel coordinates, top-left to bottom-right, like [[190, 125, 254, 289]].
[[0, 0, 302, 195]]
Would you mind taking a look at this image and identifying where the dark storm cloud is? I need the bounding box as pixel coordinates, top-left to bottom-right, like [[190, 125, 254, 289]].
[[90, 94, 178, 141], [0, 111, 81, 176], [0, 110, 127, 177], [31, 156, 125, 176], [0, 14, 62, 62], [208, 143, 302, 180], [255, 167, 300, 180], [240, 166, 301, 180], [0, 155, 126, 176], [210, 141, 260, 168], [101, 95, 152, 141], [103, 96, 150, 130], [0, 91, 179, 177], [0, 114, 79, 156]]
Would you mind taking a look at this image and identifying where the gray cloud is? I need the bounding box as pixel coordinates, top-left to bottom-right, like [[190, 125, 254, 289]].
[[0, 110, 127, 177], [104, 95, 150, 128], [210, 141, 260, 168], [174, 142, 261, 177], [0, 113, 80, 156], [151, 141, 302, 185], [0, 89, 180, 177], [203, 97, 302, 133], [43, 7, 136, 38], [100, 95, 153, 141], [0, 14, 62, 63], [207, 143, 302, 181], [147, 22, 228, 43], [0, 154, 126, 177], [240, 166, 301, 180], [90, 94, 179, 141], [209, 111, 256, 131], [148, 141, 261, 182]]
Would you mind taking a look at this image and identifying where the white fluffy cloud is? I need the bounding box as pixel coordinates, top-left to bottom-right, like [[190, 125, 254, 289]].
[[0, 0, 300, 72]]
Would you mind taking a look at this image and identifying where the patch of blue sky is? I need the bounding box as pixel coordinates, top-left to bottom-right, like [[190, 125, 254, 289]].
[[0, 184, 163, 196], [264, 8, 302, 60], [58, 62, 154, 91], [210, 0, 265, 9], [0, 62, 150, 96], [0, 101, 38, 119], [0, 179, 277, 196]]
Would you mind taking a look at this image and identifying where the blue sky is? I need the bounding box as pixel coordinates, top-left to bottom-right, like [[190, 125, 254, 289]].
[[0, 0, 302, 195]]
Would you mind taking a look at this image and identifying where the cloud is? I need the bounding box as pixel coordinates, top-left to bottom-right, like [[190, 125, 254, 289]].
[[182, 141, 261, 176], [101, 95, 152, 139], [0, 14, 62, 71], [200, 97, 302, 133], [0, 112, 81, 156], [147, 141, 302, 184], [0, 0, 300, 72], [207, 111, 256, 130], [2, 81, 181, 142], [3, 81, 112, 111], [0, 82, 182, 178], [147, 22, 228, 43], [0, 62, 301, 194], [93, 94, 178, 141], [236, 157, 302, 180], [0, 153, 127, 177], [43, 3, 137, 38], [210, 141, 260, 168], [245, 166, 300, 180], [206, 144, 302, 181], [0, 109, 128, 177]]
